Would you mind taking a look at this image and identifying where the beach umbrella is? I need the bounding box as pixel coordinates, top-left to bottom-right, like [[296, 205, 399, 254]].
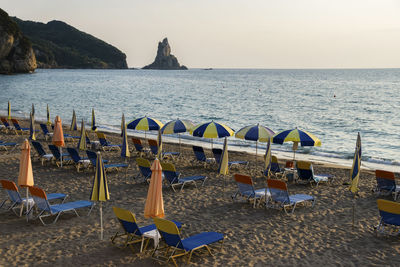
[[52, 116, 65, 167], [235, 123, 275, 169], [46, 104, 51, 126], [70, 109, 77, 131], [144, 158, 164, 218], [350, 132, 361, 228], [157, 129, 162, 159], [18, 139, 34, 220], [120, 114, 130, 158], [161, 119, 194, 153], [90, 151, 110, 240], [272, 128, 321, 161], [77, 119, 87, 151], [127, 116, 163, 139], [29, 112, 36, 141], [190, 121, 234, 149], [264, 138, 272, 177], [31, 103, 35, 118], [8, 101, 11, 120], [91, 108, 97, 132]]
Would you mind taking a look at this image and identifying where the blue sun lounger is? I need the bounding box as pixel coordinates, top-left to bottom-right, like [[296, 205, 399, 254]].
[[212, 148, 248, 168], [375, 199, 400, 236], [11, 118, 30, 134], [266, 178, 315, 214], [31, 141, 53, 165], [135, 157, 152, 182], [131, 138, 150, 156], [28, 186, 93, 225], [148, 139, 180, 158], [0, 180, 66, 217], [232, 174, 269, 208], [152, 217, 224, 266], [86, 150, 128, 172], [111, 206, 182, 253], [48, 144, 73, 166], [296, 161, 333, 186], [375, 170, 400, 200], [66, 147, 91, 172], [192, 146, 215, 165], [160, 162, 207, 192], [96, 132, 121, 151], [0, 141, 17, 152]]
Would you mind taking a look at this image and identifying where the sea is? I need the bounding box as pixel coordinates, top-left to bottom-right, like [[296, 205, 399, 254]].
[[1, 68, 399, 172]]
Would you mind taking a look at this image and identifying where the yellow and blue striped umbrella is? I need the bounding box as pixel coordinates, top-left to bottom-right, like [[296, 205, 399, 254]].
[[191, 121, 234, 139], [161, 119, 194, 153], [90, 151, 109, 240], [70, 109, 77, 131], [77, 119, 87, 151], [350, 132, 361, 194], [120, 114, 130, 158], [29, 112, 36, 141], [127, 116, 163, 131], [91, 108, 97, 131], [46, 104, 51, 126], [7, 101, 11, 120]]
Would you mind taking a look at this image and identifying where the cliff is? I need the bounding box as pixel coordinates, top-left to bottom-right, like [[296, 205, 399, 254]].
[[13, 18, 128, 69], [0, 8, 36, 74], [143, 38, 187, 70]]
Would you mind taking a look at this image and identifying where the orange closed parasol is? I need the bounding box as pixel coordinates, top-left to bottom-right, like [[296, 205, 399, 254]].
[[52, 116, 65, 166], [144, 158, 164, 218], [18, 139, 34, 220]]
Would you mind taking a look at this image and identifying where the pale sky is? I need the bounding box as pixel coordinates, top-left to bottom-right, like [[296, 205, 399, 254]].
[[2, 0, 400, 68]]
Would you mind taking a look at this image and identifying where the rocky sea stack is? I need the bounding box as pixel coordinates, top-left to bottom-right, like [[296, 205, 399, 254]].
[[143, 38, 187, 70], [0, 8, 36, 74]]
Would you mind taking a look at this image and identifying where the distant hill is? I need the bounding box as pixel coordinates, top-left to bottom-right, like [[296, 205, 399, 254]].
[[13, 18, 128, 69]]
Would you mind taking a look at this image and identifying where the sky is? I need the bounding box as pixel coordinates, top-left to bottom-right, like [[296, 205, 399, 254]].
[[1, 0, 400, 68]]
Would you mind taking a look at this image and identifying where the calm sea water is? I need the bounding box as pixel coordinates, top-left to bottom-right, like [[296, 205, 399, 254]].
[[1, 68, 399, 171]]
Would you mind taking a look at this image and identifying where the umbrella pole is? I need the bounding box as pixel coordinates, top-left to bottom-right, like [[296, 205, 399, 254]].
[[26, 187, 29, 222], [255, 142, 258, 173], [352, 194, 356, 229], [178, 134, 181, 154], [60, 147, 63, 167], [100, 202, 103, 240]]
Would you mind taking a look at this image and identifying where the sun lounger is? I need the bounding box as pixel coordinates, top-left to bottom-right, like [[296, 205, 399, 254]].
[[296, 161, 333, 186], [131, 138, 150, 156], [375, 199, 400, 236], [31, 141, 53, 165], [232, 174, 269, 208], [111, 206, 182, 253], [264, 155, 284, 178], [1, 117, 16, 134], [48, 144, 73, 166], [66, 147, 91, 172], [39, 123, 53, 140], [192, 146, 215, 165], [212, 148, 248, 168], [148, 139, 180, 158], [152, 217, 224, 267], [135, 157, 152, 182], [266, 178, 315, 214], [374, 170, 400, 200], [96, 132, 121, 151], [0, 141, 18, 152], [28, 186, 92, 225], [160, 162, 207, 192], [86, 150, 128, 172], [11, 118, 30, 134], [0, 180, 66, 217]]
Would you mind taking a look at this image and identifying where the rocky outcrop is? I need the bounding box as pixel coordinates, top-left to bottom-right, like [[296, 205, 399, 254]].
[[0, 8, 36, 74], [143, 38, 187, 70]]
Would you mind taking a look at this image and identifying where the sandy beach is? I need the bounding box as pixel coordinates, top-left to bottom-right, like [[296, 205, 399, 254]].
[[1, 118, 400, 266]]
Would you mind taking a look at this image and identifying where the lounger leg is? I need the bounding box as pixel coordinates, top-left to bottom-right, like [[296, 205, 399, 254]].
[[201, 177, 207, 186], [140, 236, 145, 252], [187, 251, 194, 264]]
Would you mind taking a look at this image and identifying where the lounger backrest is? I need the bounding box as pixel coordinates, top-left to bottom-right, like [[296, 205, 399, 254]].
[[67, 147, 81, 163], [32, 141, 46, 157], [153, 217, 183, 249], [148, 139, 158, 154], [132, 138, 144, 152], [136, 157, 152, 177], [86, 150, 98, 166], [1, 118, 10, 127], [212, 148, 222, 164], [48, 145, 61, 159], [160, 162, 179, 184], [296, 161, 313, 181], [39, 124, 49, 135], [377, 199, 400, 226], [11, 119, 21, 130], [270, 156, 281, 173], [0, 180, 22, 204], [267, 179, 290, 204], [96, 132, 108, 146], [234, 174, 255, 196], [28, 186, 51, 212], [112, 206, 142, 235], [192, 146, 206, 161], [376, 170, 396, 191]]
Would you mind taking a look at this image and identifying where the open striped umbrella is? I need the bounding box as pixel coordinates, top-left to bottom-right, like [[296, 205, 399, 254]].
[[121, 114, 130, 158], [235, 124, 275, 169], [127, 116, 163, 139], [70, 109, 77, 131], [273, 128, 321, 160], [191, 121, 234, 149], [90, 151, 110, 240], [161, 119, 194, 153]]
